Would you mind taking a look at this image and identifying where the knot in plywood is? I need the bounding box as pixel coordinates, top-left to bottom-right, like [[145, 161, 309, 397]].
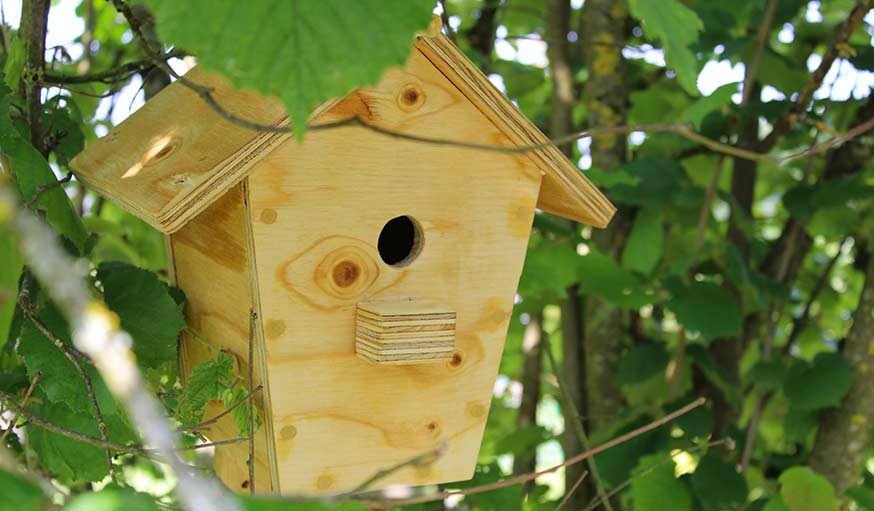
[[356, 301, 456, 365]]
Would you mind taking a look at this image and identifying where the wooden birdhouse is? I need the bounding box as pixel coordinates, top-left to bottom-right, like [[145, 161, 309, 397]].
[[70, 19, 614, 495]]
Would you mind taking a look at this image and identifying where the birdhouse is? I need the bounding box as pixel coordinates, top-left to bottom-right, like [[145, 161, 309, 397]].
[[70, 19, 614, 495]]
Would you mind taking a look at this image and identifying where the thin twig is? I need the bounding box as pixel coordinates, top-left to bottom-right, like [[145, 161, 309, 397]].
[[543, 339, 614, 511], [23, 172, 72, 209], [555, 470, 589, 511], [247, 309, 256, 495], [0, 372, 40, 443], [347, 444, 446, 495], [759, 0, 874, 152], [741, 0, 778, 105], [581, 438, 733, 511], [20, 309, 116, 480], [179, 384, 263, 432], [695, 156, 726, 252], [42, 50, 184, 85], [786, 237, 849, 348], [0, 392, 248, 457], [366, 398, 707, 509]]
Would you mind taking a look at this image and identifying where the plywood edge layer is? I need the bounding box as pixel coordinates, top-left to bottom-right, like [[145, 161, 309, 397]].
[[415, 33, 615, 228]]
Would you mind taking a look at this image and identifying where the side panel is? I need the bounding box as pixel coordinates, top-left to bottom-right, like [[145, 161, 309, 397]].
[[171, 182, 276, 493], [247, 48, 542, 494]]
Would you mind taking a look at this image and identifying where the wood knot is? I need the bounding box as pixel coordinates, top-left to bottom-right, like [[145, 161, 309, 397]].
[[332, 260, 360, 288], [398, 84, 425, 112], [448, 351, 464, 368]]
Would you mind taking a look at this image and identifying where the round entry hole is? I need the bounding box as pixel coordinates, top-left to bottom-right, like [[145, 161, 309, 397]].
[[378, 215, 422, 267]]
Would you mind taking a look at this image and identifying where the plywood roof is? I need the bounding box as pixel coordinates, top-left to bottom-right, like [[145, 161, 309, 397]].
[[70, 23, 614, 233]]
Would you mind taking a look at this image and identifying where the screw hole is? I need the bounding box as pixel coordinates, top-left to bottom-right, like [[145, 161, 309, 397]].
[[377, 215, 422, 267]]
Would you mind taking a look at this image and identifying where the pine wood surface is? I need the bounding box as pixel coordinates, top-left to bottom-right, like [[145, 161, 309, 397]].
[[244, 45, 542, 493], [170, 183, 275, 493]]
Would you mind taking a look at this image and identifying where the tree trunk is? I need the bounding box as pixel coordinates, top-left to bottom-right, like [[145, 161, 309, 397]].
[[810, 250, 874, 493], [19, 0, 50, 157], [514, 313, 544, 498], [579, 0, 629, 432]]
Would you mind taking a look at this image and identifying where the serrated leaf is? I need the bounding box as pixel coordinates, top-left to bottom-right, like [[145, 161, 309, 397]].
[[0, 76, 87, 251], [778, 466, 839, 511], [63, 490, 159, 511], [17, 306, 118, 416], [97, 262, 185, 373], [28, 402, 113, 482], [666, 281, 742, 340], [622, 208, 664, 275], [690, 452, 748, 510], [631, 452, 693, 511], [221, 386, 261, 437], [178, 351, 235, 426], [783, 353, 851, 411], [628, 0, 704, 94], [0, 469, 47, 511], [615, 343, 671, 386], [0, 225, 22, 348], [143, 0, 434, 139]]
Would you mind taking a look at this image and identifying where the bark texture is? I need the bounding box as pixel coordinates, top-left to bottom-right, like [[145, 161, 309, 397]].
[[514, 313, 543, 497], [19, 0, 50, 157], [810, 252, 874, 493], [580, 0, 629, 432]]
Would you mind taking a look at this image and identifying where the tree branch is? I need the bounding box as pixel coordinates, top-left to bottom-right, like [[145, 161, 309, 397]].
[[759, 0, 874, 152], [19, 0, 50, 156], [365, 397, 706, 509]]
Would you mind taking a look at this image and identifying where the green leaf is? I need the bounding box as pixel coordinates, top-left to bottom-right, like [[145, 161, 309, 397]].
[[631, 452, 693, 511], [610, 158, 691, 208], [177, 351, 235, 426], [0, 225, 22, 348], [628, 0, 704, 94], [783, 353, 852, 411], [682, 83, 738, 128], [492, 424, 551, 456], [778, 466, 839, 511], [63, 490, 159, 511], [17, 305, 118, 416], [666, 281, 742, 340], [751, 360, 788, 392], [690, 452, 748, 510], [28, 402, 113, 482], [143, 0, 434, 139], [221, 386, 261, 437], [97, 262, 185, 373], [846, 485, 874, 511], [783, 176, 874, 220], [0, 469, 48, 511], [241, 498, 367, 511], [2, 35, 25, 90], [0, 77, 87, 251], [578, 249, 654, 308], [615, 343, 671, 386], [622, 208, 664, 275]]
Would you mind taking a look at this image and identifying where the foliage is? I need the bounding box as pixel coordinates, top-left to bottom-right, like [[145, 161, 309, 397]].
[[142, 0, 435, 139], [1, 0, 874, 510]]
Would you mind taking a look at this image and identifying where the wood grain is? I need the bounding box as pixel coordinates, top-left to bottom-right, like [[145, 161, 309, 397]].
[[170, 183, 274, 494], [245, 45, 542, 494]]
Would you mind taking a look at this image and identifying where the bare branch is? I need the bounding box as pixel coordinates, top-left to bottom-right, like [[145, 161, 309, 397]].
[[759, 0, 874, 152], [347, 444, 445, 495], [247, 309, 256, 495], [0, 371, 40, 443], [178, 385, 263, 432], [741, 0, 778, 105], [41, 50, 184, 85], [23, 172, 72, 210]]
